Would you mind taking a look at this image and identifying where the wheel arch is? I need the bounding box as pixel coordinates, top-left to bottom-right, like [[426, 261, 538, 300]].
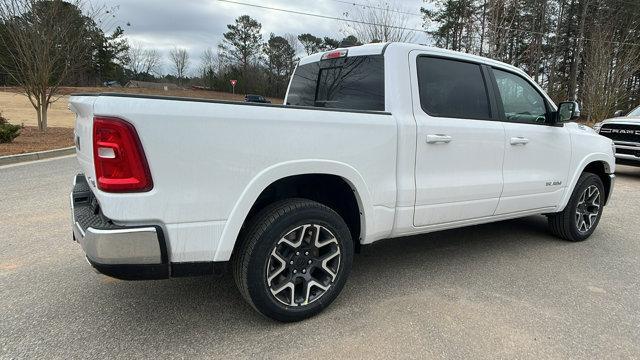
[[213, 160, 374, 262], [557, 155, 614, 211]]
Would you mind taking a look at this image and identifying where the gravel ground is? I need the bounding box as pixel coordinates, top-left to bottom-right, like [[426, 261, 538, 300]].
[[1, 157, 639, 359]]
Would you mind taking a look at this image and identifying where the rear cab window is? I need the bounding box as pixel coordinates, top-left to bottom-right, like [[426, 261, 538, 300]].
[[286, 55, 385, 111]]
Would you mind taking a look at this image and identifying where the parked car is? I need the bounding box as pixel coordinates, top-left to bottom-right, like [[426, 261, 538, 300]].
[[102, 80, 121, 88], [593, 105, 640, 166], [68, 43, 616, 322], [245, 94, 271, 103]]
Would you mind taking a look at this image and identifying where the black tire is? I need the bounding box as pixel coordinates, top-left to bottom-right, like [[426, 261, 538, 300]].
[[547, 172, 605, 242], [233, 198, 354, 322]]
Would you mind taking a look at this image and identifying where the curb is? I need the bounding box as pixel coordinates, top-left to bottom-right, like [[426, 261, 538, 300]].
[[0, 146, 75, 166]]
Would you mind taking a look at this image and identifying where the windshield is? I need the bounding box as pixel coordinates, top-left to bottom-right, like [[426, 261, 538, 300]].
[[628, 106, 640, 116], [286, 55, 385, 111]]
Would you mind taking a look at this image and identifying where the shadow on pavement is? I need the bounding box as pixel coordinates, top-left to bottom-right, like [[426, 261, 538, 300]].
[[615, 165, 640, 180], [68, 215, 564, 335]]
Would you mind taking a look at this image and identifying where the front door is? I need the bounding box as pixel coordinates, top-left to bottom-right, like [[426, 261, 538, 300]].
[[411, 53, 506, 227], [489, 68, 571, 215]]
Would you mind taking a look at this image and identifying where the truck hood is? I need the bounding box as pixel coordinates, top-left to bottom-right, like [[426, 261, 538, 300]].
[[598, 116, 640, 126]]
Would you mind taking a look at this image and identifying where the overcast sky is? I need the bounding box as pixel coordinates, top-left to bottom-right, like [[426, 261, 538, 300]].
[[96, 0, 429, 74]]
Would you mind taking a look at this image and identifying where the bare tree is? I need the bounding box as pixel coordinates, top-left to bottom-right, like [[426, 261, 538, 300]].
[[283, 33, 303, 57], [485, 0, 519, 61], [582, 31, 640, 123], [200, 47, 218, 89], [201, 48, 216, 70], [127, 43, 162, 77], [0, 0, 97, 132], [341, 0, 415, 43], [169, 47, 190, 87]]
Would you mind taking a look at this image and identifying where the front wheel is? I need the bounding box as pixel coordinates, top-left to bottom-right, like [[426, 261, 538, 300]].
[[233, 198, 354, 322], [547, 172, 605, 242]]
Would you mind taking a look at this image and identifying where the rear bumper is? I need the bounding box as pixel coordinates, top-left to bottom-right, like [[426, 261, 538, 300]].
[[70, 174, 169, 280]]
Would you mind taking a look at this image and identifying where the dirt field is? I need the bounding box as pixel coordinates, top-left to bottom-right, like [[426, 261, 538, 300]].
[[0, 87, 283, 128], [0, 126, 74, 156], [0, 91, 75, 128], [0, 87, 282, 156]]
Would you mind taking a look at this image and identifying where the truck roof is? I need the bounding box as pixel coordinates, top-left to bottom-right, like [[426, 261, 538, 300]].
[[299, 42, 525, 77]]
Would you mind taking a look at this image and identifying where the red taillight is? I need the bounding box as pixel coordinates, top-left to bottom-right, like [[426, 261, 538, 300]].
[[321, 49, 348, 60], [93, 116, 152, 192]]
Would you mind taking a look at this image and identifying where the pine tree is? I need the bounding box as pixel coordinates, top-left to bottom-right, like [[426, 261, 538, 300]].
[[218, 15, 263, 93]]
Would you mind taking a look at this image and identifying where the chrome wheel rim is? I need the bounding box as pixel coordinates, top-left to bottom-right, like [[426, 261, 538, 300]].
[[575, 185, 601, 233], [266, 224, 341, 307]]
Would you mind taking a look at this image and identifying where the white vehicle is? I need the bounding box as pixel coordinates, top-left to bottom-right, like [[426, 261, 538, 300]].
[[593, 105, 640, 167], [69, 43, 616, 321]]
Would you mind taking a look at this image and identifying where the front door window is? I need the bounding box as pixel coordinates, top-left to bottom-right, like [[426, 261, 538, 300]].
[[493, 69, 547, 124]]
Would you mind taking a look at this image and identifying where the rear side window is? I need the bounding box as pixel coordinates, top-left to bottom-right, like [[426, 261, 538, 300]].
[[417, 57, 491, 120], [287, 55, 385, 111]]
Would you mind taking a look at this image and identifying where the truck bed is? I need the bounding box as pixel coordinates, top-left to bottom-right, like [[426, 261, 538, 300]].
[[68, 92, 398, 263], [71, 92, 392, 115]]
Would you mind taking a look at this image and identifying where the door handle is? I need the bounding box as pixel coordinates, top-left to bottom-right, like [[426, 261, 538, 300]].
[[426, 134, 452, 144], [510, 136, 530, 145]]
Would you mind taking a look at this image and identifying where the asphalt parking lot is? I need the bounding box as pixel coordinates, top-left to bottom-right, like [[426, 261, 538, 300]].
[[1, 157, 639, 359]]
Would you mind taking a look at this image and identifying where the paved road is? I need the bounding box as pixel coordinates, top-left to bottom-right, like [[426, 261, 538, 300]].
[[1, 157, 639, 359]]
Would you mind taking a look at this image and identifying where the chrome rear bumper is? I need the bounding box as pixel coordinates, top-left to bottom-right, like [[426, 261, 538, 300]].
[[70, 174, 169, 279], [72, 225, 164, 265]]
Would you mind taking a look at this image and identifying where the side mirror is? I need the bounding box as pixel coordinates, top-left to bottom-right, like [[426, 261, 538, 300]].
[[613, 110, 624, 117], [557, 101, 581, 123]]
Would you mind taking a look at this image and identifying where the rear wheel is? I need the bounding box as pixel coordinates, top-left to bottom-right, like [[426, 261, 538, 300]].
[[547, 172, 604, 242], [233, 198, 353, 322]]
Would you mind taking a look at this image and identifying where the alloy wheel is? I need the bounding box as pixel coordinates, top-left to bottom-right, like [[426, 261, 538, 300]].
[[266, 224, 341, 307], [575, 185, 601, 233]]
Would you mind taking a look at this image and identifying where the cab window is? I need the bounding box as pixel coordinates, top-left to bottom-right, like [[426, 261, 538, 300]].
[[416, 56, 491, 120], [287, 55, 385, 111], [493, 69, 547, 124]]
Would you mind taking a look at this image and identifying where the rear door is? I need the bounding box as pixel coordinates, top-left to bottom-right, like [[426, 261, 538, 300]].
[[489, 68, 571, 214], [410, 53, 506, 227]]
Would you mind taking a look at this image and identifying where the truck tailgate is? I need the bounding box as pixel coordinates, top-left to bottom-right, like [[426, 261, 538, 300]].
[[68, 95, 97, 183]]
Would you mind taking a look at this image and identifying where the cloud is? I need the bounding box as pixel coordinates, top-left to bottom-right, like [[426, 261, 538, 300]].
[[97, 0, 426, 74]]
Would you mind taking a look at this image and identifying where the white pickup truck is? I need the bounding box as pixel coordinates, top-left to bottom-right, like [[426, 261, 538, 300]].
[[69, 42, 616, 321], [593, 105, 640, 167]]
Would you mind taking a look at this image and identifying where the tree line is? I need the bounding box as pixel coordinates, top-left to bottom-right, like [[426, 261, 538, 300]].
[[1, 0, 639, 132], [423, 0, 640, 121], [111, 16, 368, 98], [0, 1, 376, 131]]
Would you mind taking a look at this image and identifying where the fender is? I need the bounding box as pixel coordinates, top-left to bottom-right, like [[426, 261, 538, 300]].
[[212, 160, 375, 262], [556, 152, 614, 211]]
